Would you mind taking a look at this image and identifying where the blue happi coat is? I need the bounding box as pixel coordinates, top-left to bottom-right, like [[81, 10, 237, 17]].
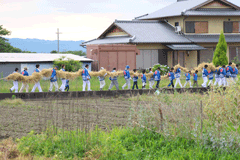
[[202, 68, 208, 77], [141, 74, 146, 83], [82, 68, 90, 81], [185, 73, 190, 81], [22, 70, 29, 76], [123, 70, 130, 79], [175, 68, 181, 78], [153, 70, 161, 81], [226, 66, 233, 78], [50, 69, 57, 82], [109, 70, 118, 81], [168, 72, 175, 81], [193, 73, 198, 81], [208, 71, 214, 80], [219, 67, 226, 78]]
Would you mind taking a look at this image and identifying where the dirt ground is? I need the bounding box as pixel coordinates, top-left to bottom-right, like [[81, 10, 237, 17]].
[[0, 97, 131, 139]]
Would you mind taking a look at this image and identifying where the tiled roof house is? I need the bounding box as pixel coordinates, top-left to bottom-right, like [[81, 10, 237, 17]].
[[82, 0, 240, 70]]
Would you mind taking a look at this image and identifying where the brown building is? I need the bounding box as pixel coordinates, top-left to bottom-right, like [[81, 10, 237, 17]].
[[81, 0, 240, 71]]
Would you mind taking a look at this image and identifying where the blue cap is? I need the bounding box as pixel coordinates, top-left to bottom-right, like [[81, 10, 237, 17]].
[[55, 66, 59, 69], [126, 65, 130, 69]]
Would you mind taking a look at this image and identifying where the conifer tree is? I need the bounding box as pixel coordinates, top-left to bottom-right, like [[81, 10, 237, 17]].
[[212, 31, 228, 66]]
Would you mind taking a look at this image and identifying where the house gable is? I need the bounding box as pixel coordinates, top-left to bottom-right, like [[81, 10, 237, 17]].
[[98, 23, 131, 39], [201, 1, 233, 9], [192, 0, 240, 10], [105, 26, 129, 37]]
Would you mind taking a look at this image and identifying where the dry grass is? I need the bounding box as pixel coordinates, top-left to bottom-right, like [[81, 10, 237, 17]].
[[0, 138, 19, 160], [0, 99, 25, 107]]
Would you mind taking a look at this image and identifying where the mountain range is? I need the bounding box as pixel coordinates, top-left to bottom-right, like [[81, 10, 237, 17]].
[[6, 38, 86, 53]]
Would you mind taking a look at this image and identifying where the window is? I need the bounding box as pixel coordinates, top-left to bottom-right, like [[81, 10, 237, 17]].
[[224, 22, 233, 33], [224, 21, 240, 33], [186, 21, 195, 33], [175, 22, 179, 27], [185, 21, 208, 33], [229, 46, 240, 62]]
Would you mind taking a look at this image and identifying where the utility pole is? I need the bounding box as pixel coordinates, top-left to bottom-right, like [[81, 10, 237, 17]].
[[56, 28, 62, 53]]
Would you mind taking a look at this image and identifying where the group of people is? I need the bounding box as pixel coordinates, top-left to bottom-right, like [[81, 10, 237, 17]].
[[8, 63, 239, 93], [166, 62, 239, 88], [201, 62, 239, 88], [9, 64, 70, 93], [98, 65, 161, 91]]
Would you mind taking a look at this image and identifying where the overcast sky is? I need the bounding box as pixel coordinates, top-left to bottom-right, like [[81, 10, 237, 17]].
[[1, 0, 240, 41]]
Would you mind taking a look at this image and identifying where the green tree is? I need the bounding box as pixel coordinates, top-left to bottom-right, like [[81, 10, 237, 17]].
[[0, 25, 35, 53], [212, 31, 228, 66], [53, 56, 83, 72], [51, 50, 58, 53]]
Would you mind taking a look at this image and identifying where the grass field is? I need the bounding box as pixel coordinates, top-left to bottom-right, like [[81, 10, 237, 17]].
[[1, 85, 240, 159], [1, 76, 240, 159], [0, 75, 208, 93]]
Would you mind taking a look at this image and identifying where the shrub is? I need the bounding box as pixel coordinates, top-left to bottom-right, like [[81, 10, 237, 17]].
[[152, 64, 170, 75], [212, 31, 228, 66], [53, 56, 83, 72]]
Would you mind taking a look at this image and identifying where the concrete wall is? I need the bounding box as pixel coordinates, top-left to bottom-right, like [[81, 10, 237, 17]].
[[186, 51, 197, 70], [0, 63, 21, 78], [168, 51, 173, 67], [167, 16, 184, 31]]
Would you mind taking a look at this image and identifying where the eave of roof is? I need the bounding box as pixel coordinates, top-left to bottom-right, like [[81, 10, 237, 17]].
[[81, 36, 131, 45], [166, 44, 207, 50], [185, 34, 240, 43], [0, 53, 94, 62], [184, 8, 240, 16]]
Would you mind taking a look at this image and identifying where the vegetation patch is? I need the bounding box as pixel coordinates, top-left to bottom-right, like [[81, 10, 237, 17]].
[[15, 127, 240, 160], [0, 98, 25, 107]]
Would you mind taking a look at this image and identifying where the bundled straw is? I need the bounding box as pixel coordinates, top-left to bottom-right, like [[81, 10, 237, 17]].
[[40, 69, 53, 78], [174, 64, 188, 73], [4, 61, 236, 83], [6, 73, 25, 82]]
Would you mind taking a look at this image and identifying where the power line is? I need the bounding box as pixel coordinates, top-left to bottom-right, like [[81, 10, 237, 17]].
[[56, 28, 62, 53]]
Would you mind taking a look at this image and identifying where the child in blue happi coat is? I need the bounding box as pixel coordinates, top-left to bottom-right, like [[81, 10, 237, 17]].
[[65, 79, 69, 91], [141, 69, 147, 89], [183, 71, 192, 88], [232, 64, 239, 82], [193, 70, 198, 87], [208, 70, 214, 86], [65, 69, 71, 92], [167, 68, 175, 88], [132, 69, 139, 89], [153, 67, 161, 89]]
